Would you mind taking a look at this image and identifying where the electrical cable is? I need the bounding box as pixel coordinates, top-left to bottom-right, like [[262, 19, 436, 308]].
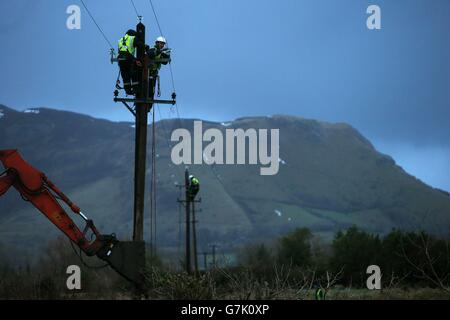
[[130, 0, 141, 18], [80, 0, 114, 49]]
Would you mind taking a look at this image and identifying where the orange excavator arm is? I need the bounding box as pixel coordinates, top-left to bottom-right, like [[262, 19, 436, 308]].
[[0, 149, 144, 283], [0, 149, 115, 257]]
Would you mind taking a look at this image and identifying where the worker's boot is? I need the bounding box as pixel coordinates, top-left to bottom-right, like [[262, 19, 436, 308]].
[[124, 83, 132, 95], [131, 81, 140, 96]]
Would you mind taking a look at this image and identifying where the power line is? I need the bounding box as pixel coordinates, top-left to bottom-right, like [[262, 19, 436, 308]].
[[154, 106, 187, 260], [148, 0, 164, 37], [156, 105, 173, 151], [145, 3, 222, 264], [147, 0, 179, 112], [79, 0, 114, 49], [168, 64, 177, 93], [150, 109, 157, 260], [177, 183, 183, 257], [147, 109, 158, 262], [155, 105, 187, 196], [130, 0, 141, 19]]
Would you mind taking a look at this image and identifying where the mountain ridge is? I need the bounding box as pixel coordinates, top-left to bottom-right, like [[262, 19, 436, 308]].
[[0, 104, 449, 255]]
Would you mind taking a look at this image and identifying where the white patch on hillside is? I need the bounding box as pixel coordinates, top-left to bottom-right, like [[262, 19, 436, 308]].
[[23, 108, 40, 114], [130, 124, 135, 128], [221, 122, 232, 127], [275, 209, 282, 217], [0, 109, 4, 119]]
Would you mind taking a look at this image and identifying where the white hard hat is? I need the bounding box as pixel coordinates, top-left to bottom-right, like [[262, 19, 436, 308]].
[[189, 175, 194, 179], [155, 36, 166, 44]]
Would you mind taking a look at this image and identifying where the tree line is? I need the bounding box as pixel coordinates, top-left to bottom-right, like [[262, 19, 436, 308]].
[[237, 226, 450, 290]]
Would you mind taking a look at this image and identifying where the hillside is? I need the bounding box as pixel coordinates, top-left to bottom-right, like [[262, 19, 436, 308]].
[[1, 104, 449, 257]]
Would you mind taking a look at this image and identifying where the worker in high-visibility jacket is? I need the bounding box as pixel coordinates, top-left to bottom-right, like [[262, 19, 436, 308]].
[[118, 29, 141, 95], [145, 36, 171, 98], [188, 175, 199, 201], [315, 287, 326, 300]]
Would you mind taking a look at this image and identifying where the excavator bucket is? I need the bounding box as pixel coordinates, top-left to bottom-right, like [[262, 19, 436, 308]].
[[97, 240, 146, 285]]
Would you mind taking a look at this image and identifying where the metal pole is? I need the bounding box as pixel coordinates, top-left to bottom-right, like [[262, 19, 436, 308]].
[[192, 200, 198, 275], [211, 244, 217, 269], [203, 252, 208, 271], [185, 169, 191, 274], [133, 21, 150, 242]]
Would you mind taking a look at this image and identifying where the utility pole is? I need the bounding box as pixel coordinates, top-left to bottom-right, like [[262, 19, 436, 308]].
[[133, 21, 150, 242], [202, 252, 208, 271], [192, 200, 198, 275], [184, 169, 191, 274], [176, 169, 201, 275], [111, 19, 176, 285], [114, 21, 175, 243], [210, 244, 217, 269]]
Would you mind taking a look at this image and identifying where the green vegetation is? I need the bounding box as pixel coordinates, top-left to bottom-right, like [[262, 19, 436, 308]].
[[277, 228, 313, 267], [1, 227, 448, 299], [0, 237, 130, 299], [238, 226, 450, 291]]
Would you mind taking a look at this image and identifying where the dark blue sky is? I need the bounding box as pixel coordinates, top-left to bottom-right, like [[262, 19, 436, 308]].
[[1, 0, 449, 191]]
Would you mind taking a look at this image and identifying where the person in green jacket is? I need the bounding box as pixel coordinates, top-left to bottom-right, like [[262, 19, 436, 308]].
[[145, 36, 171, 98], [315, 287, 326, 300], [188, 175, 199, 201], [117, 29, 142, 95]]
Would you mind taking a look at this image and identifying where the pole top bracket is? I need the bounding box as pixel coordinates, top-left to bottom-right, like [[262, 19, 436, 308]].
[[113, 97, 176, 105]]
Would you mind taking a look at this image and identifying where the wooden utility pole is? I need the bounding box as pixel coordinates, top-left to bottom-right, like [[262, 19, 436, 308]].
[[192, 200, 198, 274], [113, 21, 175, 243], [176, 169, 202, 275], [133, 21, 150, 242], [184, 169, 191, 274], [111, 19, 176, 285]]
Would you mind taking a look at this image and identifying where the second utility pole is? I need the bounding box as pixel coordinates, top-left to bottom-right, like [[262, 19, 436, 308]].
[[192, 200, 198, 274], [184, 169, 191, 274], [178, 169, 201, 275]]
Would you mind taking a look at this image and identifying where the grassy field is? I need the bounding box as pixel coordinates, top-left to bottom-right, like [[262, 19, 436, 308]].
[[2, 267, 449, 300]]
